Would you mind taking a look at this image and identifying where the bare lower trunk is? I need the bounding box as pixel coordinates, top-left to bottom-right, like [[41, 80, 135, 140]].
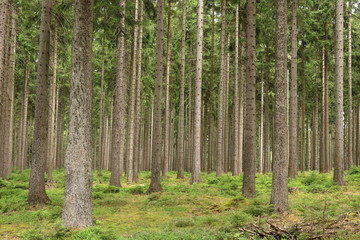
[[28, 0, 52, 204], [62, 0, 94, 228], [271, 0, 289, 212], [242, 0, 256, 198], [147, 0, 165, 194], [334, 0, 345, 185], [190, 0, 203, 184], [110, 0, 126, 187]]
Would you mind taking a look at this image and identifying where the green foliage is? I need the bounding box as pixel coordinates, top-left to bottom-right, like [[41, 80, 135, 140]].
[[70, 227, 120, 240], [18, 229, 46, 240], [173, 217, 195, 228], [126, 185, 146, 195], [231, 212, 252, 228]]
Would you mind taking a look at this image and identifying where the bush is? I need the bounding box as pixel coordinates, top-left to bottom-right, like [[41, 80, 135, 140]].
[[231, 212, 252, 228], [126, 186, 146, 195], [173, 218, 195, 228], [71, 227, 120, 240]]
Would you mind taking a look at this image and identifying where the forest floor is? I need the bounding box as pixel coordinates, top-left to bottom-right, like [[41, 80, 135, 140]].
[[0, 168, 359, 240]]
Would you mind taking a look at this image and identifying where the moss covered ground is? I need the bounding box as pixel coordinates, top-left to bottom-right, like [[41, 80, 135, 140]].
[[0, 167, 359, 239]]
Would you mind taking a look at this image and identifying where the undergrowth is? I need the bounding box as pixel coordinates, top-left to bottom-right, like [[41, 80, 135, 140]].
[[0, 168, 359, 240]]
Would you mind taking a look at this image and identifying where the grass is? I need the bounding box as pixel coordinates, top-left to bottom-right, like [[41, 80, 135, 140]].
[[0, 168, 359, 239]]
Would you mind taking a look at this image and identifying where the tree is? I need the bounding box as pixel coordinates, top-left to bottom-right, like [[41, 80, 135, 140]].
[[163, 0, 171, 178], [177, 0, 186, 179], [28, 0, 52, 204], [289, 0, 298, 179], [62, 0, 94, 228], [110, 0, 126, 187], [147, 0, 164, 194], [190, 0, 203, 184], [242, 0, 256, 198], [334, 0, 345, 185], [216, 0, 227, 177], [347, 0, 353, 170], [271, 0, 289, 212]]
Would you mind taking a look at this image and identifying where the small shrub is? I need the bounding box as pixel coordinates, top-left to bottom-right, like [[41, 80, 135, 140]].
[[93, 192, 104, 200], [127, 186, 145, 195], [173, 218, 195, 228], [103, 185, 121, 193], [18, 229, 45, 240], [71, 227, 120, 240], [348, 166, 360, 175], [231, 212, 252, 228]]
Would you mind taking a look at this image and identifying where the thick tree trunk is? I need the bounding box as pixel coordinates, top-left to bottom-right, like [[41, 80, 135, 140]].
[[28, 0, 52, 204], [1, 3, 15, 179], [147, 0, 165, 194], [242, 0, 256, 198], [176, 0, 186, 179], [271, 0, 289, 212], [288, 0, 298, 179], [190, 0, 203, 184], [110, 0, 126, 187], [334, 0, 345, 185], [62, 0, 94, 228], [216, 0, 226, 177]]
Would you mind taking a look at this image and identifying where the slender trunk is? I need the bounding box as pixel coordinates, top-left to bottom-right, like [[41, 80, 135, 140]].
[[147, 0, 165, 194], [133, 0, 143, 183], [271, 0, 289, 212], [110, 0, 126, 187], [28, 0, 52, 204], [190, 0, 203, 184], [163, 0, 172, 178], [263, 48, 270, 174], [177, 0, 186, 179], [289, 0, 298, 178], [126, 0, 139, 183], [216, 0, 227, 177], [334, 0, 345, 185], [242, 0, 256, 198], [47, 8, 58, 182], [347, 0, 353, 169], [311, 96, 319, 170], [19, 58, 30, 173], [233, 3, 240, 176]]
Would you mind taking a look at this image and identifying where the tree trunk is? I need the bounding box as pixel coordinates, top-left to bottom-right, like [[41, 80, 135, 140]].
[[233, 3, 240, 176], [163, 0, 171, 178], [311, 96, 319, 170], [47, 7, 58, 182], [216, 0, 227, 177], [242, 0, 256, 198], [126, 0, 139, 184], [18, 57, 30, 173], [334, 0, 345, 185], [147, 0, 165, 194], [62, 0, 94, 228], [347, 0, 353, 170], [110, 0, 126, 187], [1, 2, 15, 179], [177, 0, 186, 179], [190, 0, 203, 184], [288, 0, 298, 179], [263, 47, 270, 174], [28, 0, 52, 204], [271, 0, 289, 212], [133, 0, 143, 183]]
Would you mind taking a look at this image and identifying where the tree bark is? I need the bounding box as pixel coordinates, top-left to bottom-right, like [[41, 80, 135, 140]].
[[147, 0, 165, 194], [216, 0, 227, 177], [62, 0, 94, 228], [242, 0, 256, 198], [190, 0, 203, 184], [110, 0, 126, 187], [288, 0, 298, 179], [334, 0, 345, 185], [28, 0, 52, 204], [271, 0, 289, 212], [163, 0, 171, 178], [347, 0, 353, 170], [176, 0, 186, 179]]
